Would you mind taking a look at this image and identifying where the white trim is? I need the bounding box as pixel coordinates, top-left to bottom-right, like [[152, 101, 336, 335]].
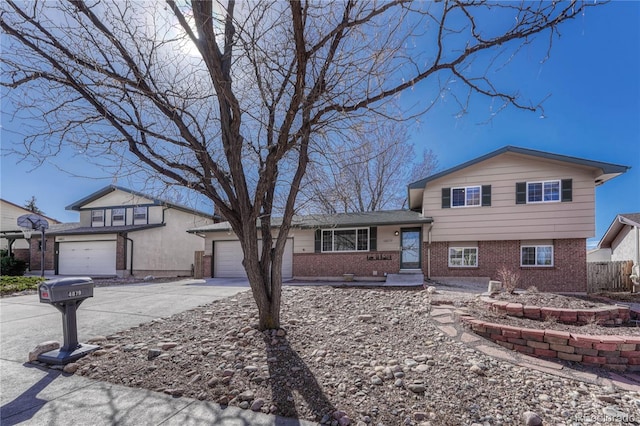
[[321, 227, 369, 253], [526, 180, 560, 204], [450, 186, 481, 208], [91, 209, 105, 227], [520, 245, 554, 267], [448, 246, 478, 267]]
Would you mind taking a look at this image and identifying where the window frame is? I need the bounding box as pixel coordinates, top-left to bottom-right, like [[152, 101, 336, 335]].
[[91, 209, 105, 227], [451, 186, 482, 208], [112, 208, 126, 226], [321, 227, 370, 253], [526, 180, 560, 204], [133, 206, 148, 224], [448, 247, 478, 268], [520, 245, 554, 267]]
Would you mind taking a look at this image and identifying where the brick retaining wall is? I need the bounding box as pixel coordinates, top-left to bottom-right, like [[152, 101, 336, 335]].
[[460, 316, 640, 372], [481, 296, 632, 325]]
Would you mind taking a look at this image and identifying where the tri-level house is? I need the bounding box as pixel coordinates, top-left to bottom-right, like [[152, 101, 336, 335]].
[[191, 146, 628, 293], [27, 186, 216, 277]]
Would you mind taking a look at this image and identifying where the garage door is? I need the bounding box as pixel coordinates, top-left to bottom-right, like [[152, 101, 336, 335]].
[[214, 239, 293, 279], [58, 241, 117, 276]]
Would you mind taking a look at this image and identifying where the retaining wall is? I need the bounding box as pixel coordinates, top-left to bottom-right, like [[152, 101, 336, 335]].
[[460, 316, 640, 372]]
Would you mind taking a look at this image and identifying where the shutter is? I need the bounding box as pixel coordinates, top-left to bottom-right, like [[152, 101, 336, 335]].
[[561, 179, 572, 202], [369, 227, 377, 251], [515, 182, 527, 204], [314, 229, 321, 253], [441, 188, 451, 208], [481, 185, 491, 206]]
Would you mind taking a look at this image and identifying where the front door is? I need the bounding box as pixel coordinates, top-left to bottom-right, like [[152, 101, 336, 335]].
[[400, 228, 421, 270]]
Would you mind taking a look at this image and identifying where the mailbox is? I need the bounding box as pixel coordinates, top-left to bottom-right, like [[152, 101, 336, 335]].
[[37, 277, 99, 365], [39, 277, 94, 303]]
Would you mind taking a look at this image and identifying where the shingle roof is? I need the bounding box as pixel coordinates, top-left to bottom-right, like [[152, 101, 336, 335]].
[[189, 209, 432, 233], [65, 185, 217, 219], [49, 224, 165, 236]]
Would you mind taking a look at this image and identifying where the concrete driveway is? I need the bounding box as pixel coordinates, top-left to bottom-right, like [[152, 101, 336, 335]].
[[0, 278, 314, 426]]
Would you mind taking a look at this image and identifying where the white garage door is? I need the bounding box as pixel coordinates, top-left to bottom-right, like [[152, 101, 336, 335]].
[[214, 239, 293, 279], [58, 241, 117, 276]]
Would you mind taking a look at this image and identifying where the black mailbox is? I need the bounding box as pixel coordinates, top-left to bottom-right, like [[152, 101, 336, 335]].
[[37, 277, 99, 365], [39, 277, 94, 303]]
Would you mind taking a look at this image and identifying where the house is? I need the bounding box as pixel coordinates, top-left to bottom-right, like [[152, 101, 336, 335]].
[[595, 213, 640, 268], [27, 186, 217, 277], [0, 198, 61, 264], [190, 146, 628, 292]]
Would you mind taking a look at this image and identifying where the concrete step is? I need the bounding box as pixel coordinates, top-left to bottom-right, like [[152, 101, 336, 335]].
[[385, 273, 424, 286]]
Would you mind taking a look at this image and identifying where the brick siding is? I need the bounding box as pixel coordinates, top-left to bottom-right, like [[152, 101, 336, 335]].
[[116, 234, 127, 272], [28, 236, 55, 271], [293, 251, 399, 278], [427, 239, 586, 292]]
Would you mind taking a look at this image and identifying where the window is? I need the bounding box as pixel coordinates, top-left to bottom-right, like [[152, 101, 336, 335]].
[[521, 245, 553, 267], [91, 210, 104, 226], [133, 206, 147, 224], [451, 186, 481, 207], [322, 228, 369, 252], [442, 185, 491, 208], [527, 180, 559, 203], [112, 208, 125, 226], [516, 180, 571, 204], [448, 247, 478, 267]]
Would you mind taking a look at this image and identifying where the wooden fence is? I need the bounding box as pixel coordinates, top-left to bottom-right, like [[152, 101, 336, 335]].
[[586, 260, 633, 293]]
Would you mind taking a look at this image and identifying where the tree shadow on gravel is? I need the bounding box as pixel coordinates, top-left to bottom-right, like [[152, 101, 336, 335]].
[[264, 333, 336, 424]]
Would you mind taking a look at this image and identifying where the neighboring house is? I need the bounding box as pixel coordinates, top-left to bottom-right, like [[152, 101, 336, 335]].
[[0, 198, 60, 263], [190, 146, 628, 293], [596, 213, 640, 267], [28, 186, 217, 277]]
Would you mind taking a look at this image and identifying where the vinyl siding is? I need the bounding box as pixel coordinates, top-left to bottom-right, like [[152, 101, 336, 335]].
[[422, 153, 596, 242]]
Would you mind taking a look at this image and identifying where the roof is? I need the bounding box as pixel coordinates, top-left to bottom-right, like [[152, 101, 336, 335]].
[[598, 213, 640, 249], [408, 146, 629, 190], [65, 185, 217, 219], [50, 224, 166, 236], [0, 198, 61, 224], [2, 223, 166, 239], [189, 209, 432, 233]]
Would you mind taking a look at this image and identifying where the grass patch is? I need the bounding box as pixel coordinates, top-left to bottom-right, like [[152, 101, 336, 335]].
[[0, 276, 45, 295]]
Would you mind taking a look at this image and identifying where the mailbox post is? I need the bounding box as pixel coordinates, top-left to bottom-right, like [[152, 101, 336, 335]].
[[37, 277, 100, 364]]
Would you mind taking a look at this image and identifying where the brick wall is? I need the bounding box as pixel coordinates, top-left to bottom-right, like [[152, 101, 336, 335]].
[[461, 316, 640, 372], [203, 255, 212, 278], [293, 251, 399, 278], [427, 239, 587, 292], [116, 234, 127, 272], [28, 236, 55, 271]]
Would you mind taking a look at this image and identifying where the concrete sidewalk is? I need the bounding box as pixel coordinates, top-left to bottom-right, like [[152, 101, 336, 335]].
[[0, 279, 315, 425]]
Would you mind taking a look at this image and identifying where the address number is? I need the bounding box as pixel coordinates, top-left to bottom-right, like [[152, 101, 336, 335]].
[[68, 290, 82, 297]]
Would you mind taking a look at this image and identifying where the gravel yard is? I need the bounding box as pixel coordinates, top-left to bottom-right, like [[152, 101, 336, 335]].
[[73, 286, 640, 425]]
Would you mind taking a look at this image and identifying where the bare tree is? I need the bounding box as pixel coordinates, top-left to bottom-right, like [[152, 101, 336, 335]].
[[1, 0, 600, 329], [302, 122, 439, 213]]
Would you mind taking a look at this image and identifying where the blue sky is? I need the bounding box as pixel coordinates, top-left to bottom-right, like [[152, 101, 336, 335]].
[[1, 1, 639, 247]]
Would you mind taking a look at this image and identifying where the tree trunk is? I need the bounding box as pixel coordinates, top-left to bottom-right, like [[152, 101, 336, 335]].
[[244, 231, 285, 331]]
